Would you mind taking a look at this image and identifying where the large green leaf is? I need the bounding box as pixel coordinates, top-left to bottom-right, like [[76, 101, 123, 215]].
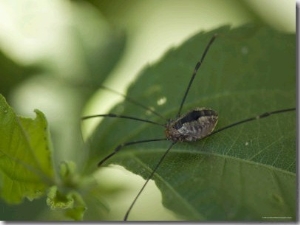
[[85, 24, 296, 221], [0, 95, 54, 203]]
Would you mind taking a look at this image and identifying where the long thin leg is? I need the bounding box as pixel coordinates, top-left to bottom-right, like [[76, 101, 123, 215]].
[[210, 107, 296, 137], [124, 141, 177, 221], [177, 34, 218, 117], [98, 138, 167, 167], [82, 113, 165, 127], [100, 85, 167, 121]]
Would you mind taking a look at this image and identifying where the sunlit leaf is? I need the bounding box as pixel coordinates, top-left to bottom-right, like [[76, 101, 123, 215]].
[[0, 95, 54, 203]]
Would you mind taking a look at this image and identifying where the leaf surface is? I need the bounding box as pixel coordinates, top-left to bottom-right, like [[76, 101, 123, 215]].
[[0, 95, 54, 203], [86, 24, 296, 221]]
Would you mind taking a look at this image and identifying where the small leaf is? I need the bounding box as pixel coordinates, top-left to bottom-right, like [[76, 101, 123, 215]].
[[46, 186, 87, 221], [47, 161, 88, 221], [86, 24, 296, 220], [47, 186, 74, 210], [64, 192, 87, 221], [0, 95, 54, 203]]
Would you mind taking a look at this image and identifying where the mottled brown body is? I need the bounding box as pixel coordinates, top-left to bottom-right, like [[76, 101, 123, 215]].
[[165, 107, 218, 141]]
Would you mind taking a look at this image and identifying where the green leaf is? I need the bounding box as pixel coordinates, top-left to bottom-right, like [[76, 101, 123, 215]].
[[64, 192, 86, 221], [47, 186, 74, 210], [47, 186, 87, 221], [0, 95, 54, 203], [86, 24, 296, 221]]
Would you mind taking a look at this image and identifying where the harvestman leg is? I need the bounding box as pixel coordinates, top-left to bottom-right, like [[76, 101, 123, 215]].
[[121, 33, 219, 221]]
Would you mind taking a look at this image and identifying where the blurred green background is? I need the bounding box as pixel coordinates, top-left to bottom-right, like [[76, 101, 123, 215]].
[[0, 0, 295, 221]]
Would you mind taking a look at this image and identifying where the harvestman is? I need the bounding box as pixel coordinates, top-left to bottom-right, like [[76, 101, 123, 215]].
[[82, 34, 295, 220]]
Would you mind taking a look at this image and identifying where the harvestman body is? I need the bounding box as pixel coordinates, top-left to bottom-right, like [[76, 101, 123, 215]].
[[165, 108, 218, 142], [82, 34, 295, 220]]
